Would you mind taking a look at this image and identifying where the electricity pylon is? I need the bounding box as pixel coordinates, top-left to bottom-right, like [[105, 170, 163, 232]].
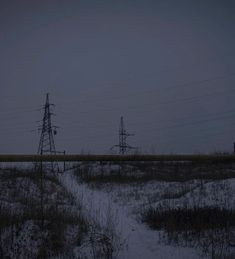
[[37, 93, 59, 172], [112, 116, 136, 154]]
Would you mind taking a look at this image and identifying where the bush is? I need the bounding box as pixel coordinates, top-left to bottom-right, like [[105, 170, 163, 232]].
[[142, 207, 235, 232]]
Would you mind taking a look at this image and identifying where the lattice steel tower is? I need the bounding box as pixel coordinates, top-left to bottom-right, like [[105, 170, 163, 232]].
[[112, 116, 136, 154], [37, 93, 59, 172]]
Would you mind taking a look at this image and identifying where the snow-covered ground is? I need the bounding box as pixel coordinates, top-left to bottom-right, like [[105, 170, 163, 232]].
[[60, 171, 201, 258], [100, 178, 235, 212], [1, 165, 235, 258], [0, 169, 88, 258]]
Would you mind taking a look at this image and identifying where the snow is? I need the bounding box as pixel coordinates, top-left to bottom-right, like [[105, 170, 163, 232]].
[[2, 166, 234, 258], [59, 170, 199, 259]]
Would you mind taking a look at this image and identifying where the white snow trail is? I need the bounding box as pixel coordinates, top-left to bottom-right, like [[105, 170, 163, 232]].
[[59, 171, 199, 259]]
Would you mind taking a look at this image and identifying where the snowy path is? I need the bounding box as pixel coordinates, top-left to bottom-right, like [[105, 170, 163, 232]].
[[59, 171, 199, 259]]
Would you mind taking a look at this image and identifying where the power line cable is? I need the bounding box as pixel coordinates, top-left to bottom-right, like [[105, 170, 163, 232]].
[[0, 72, 233, 120], [137, 113, 235, 134], [55, 109, 235, 134], [55, 72, 235, 108], [56, 86, 235, 118]]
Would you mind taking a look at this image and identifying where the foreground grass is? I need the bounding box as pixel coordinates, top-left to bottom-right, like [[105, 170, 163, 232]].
[[142, 207, 235, 232], [0, 168, 88, 258], [141, 207, 235, 258], [73, 162, 235, 258]]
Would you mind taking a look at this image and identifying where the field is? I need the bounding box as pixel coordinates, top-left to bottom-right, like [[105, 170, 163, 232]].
[[74, 161, 235, 258], [0, 161, 235, 258]]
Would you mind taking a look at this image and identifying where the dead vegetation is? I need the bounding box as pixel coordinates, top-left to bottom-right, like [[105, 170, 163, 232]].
[[0, 168, 88, 258], [74, 161, 235, 258], [74, 161, 235, 184], [142, 206, 235, 258], [0, 167, 123, 258]]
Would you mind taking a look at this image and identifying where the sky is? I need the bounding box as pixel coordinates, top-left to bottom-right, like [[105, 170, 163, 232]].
[[0, 0, 235, 154]]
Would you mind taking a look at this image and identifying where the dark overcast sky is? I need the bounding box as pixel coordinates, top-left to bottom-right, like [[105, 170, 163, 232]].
[[0, 0, 235, 154]]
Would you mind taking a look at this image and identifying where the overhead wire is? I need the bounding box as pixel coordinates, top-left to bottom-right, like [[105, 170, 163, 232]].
[[0, 100, 234, 140], [55, 72, 235, 108], [57, 114, 235, 144], [137, 113, 235, 134], [57, 126, 235, 149], [0, 72, 234, 152], [153, 127, 235, 150], [0, 106, 41, 116], [57, 86, 235, 119], [0, 72, 234, 121], [55, 108, 235, 134]]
